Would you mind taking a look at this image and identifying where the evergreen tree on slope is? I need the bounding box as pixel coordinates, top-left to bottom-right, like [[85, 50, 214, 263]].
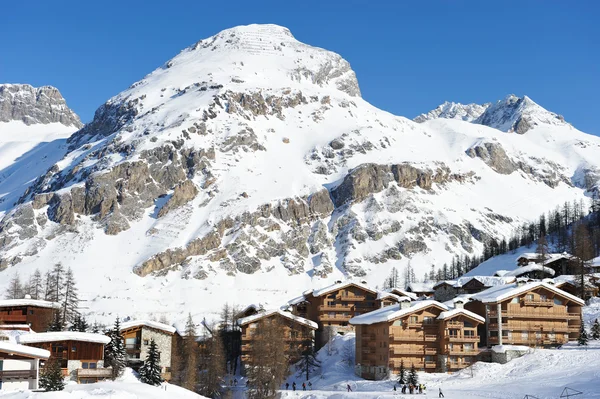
[[407, 363, 419, 386], [591, 319, 600, 340], [39, 358, 65, 391], [397, 359, 407, 385], [578, 323, 588, 346], [105, 318, 127, 379], [139, 338, 163, 386]]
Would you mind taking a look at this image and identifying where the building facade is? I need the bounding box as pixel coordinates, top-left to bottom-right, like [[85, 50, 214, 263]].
[[0, 342, 49, 391], [350, 299, 484, 380], [120, 320, 175, 381], [466, 281, 584, 347], [238, 310, 317, 367], [17, 332, 111, 383], [0, 298, 59, 332]]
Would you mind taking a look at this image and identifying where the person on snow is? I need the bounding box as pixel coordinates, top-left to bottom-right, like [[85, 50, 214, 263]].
[[347, 384, 352, 392], [439, 387, 445, 398], [393, 384, 397, 391], [234, 379, 237, 386], [285, 382, 289, 390], [292, 382, 296, 391], [401, 384, 407, 394], [302, 382, 306, 391], [419, 384, 423, 394], [308, 381, 312, 390]]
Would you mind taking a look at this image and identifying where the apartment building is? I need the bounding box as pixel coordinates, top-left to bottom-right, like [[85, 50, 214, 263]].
[[466, 280, 584, 347], [238, 309, 317, 367], [349, 298, 484, 380]]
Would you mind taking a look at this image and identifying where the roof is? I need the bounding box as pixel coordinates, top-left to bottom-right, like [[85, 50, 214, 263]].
[[434, 276, 515, 290], [0, 299, 60, 309], [237, 309, 318, 329], [350, 300, 448, 325], [377, 292, 410, 302], [501, 264, 555, 277], [469, 281, 585, 305], [385, 288, 418, 300], [437, 308, 485, 324], [0, 342, 50, 359], [120, 320, 176, 334], [517, 252, 574, 265], [312, 281, 377, 297], [17, 331, 111, 345], [406, 282, 435, 293]]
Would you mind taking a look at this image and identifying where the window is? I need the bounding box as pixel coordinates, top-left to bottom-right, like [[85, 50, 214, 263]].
[[143, 339, 149, 345], [464, 343, 473, 352], [392, 320, 402, 327], [464, 321, 473, 328], [464, 330, 474, 337], [0, 360, 3, 371], [540, 294, 547, 301], [526, 294, 534, 301], [423, 316, 434, 325], [410, 316, 418, 324], [502, 330, 510, 337], [554, 298, 563, 305], [29, 310, 34, 315], [448, 329, 459, 337], [511, 297, 519, 304], [165, 367, 171, 373], [82, 362, 89, 369], [89, 363, 97, 369], [536, 332, 542, 339], [522, 331, 529, 340], [71, 346, 77, 352], [448, 343, 454, 350]]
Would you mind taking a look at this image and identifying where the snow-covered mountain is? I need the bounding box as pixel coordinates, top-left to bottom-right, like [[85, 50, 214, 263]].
[[1, 24, 599, 326], [0, 84, 81, 221], [414, 101, 490, 123]]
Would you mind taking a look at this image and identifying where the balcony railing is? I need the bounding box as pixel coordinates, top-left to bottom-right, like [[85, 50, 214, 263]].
[[319, 314, 351, 321], [424, 361, 437, 368], [77, 368, 113, 378], [425, 348, 437, 355], [0, 369, 36, 379], [388, 334, 437, 342], [522, 299, 554, 307], [339, 295, 365, 301], [319, 305, 352, 311], [448, 349, 478, 355], [389, 347, 425, 355], [445, 335, 479, 342], [446, 321, 463, 327]]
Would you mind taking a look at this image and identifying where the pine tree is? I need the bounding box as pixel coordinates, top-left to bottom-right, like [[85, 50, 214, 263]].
[[47, 263, 65, 302], [397, 359, 406, 384], [578, 324, 588, 346], [297, 344, 320, 381], [535, 233, 549, 265], [407, 363, 418, 386], [5, 273, 23, 299], [48, 311, 64, 332], [181, 314, 199, 391], [70, 314, 89, 332], [39, 358, 65, 391], [104, 318, 127, 379], [91, 321, 101, 333], [139, 338, 163, 386], [61, 267, 79, 327], [29, 269, 44, 299], [591, 319, 600, 340]]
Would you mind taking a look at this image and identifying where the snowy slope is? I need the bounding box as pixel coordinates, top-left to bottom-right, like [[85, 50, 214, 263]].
[[1, 24, 600, 327]]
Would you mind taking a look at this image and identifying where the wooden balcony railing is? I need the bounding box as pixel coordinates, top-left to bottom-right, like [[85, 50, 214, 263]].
[[448, 349, 478, 356], [445, 336, 479, 342], [522, 299, 554, 307], [339, 295, 365, 301], [388, 334, 437, 342], [425, 361, 437, 368], [425, 348, 438, 355], [319, 314, 351, 322], [0, 369, 36, 379], [389, 347, 425, 355], [319, 305, 352, 312]]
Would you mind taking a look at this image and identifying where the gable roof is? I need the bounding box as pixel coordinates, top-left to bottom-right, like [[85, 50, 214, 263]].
[[385, 288, 418, 300], [517, 252, 574, 265], [0, 298, 60, 309], [406, 282, 435, 293], [469, 281, 585, 305], [120, 320, 176, 334], [434, 276, 514, 290], [237, 309, 317, 329], [312, 281, 377, 297], [0, 342, 50, 359], [349, 300, 448, 325], [437, 308, 485, 324], [17, 331, 111, 345], [501, 264, 555, 277]]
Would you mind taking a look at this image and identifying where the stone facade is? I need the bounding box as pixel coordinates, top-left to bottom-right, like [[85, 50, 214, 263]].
[[139, 328, 172, 375]]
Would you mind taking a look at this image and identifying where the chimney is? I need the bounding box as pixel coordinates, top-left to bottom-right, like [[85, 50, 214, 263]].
[[335, 280, 342, 284], [399, 298, 411, 310], [516, 278, 527, 287], [454, 299, 465, 309]]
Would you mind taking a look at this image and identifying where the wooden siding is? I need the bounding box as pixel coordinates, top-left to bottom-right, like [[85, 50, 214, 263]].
[[0, 306, 54, 332]]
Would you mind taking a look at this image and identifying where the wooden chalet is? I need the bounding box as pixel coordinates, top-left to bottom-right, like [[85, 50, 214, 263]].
[[120, 320, 176, 381], [0, 298, 59, 332], [466, 281, 584, 347], [434, 277, 515, 302], [405, 282, 435, 299], [516, 253, 575, 276], [17, 332, 112, 383], [350, 298, 484, 380], [0, 342, 49, 391], [238, 309, 317, 367]]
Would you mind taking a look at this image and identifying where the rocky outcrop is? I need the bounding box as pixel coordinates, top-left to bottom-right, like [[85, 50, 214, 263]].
[[0, 84, 82, 127], [466, 141, 517, 175], [157, 180, 199, 218]]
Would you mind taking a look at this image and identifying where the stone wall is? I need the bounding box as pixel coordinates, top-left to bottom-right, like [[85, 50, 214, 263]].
[[140, 328, 173, 373]]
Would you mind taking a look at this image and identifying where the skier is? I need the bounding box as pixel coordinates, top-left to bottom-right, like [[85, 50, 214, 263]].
[[292, 382, 296, 391], [347, 383, 352, 392], [285, 382, 289, 390], [401, 384, 407, 394], [308, 381, 312, 390], [302, 382, 306, 391], [439, 387, 445, 398], [393, 384, 397, 391], [419, 384, 423, 394], [423, 384, 427, 394]]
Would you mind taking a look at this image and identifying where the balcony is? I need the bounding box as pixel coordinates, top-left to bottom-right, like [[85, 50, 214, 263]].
[[446, 335, 479, 342], [0, 369, 36, 379], [77, 368, 113, 379], [522, 299, 554, 307], [487, 323, 508, 330], [390, 347, 425, 355], [319, 305, 352, 312], [446, 321, 463, 327], [339, 295, 365, 301], [425, 361, 437, 369], [425, 348, 437, 355], [448, 350, 478, 356], [388, 334, 437, 342], [319, 314, 351, 322], [241, 345, 253, 352]]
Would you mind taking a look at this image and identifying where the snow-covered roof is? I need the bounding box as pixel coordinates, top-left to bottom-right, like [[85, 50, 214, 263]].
[[433, 276, 514, 289], [0, 298, 60, 309], [312, 281, 377, 297], [442, 294, 474, 308], [120, 320, 176, 334], [0, 342, 50, 359], [517, 252, 573, 265], [406, 282, 435, 293], [17, 331, 111, 345], [385, 288, 418, 300], [433, 280, 458, 289], [376, 292, 409, 302], [349, 300, 448, 325], [437, 308, 485, 323], [501, 264, 555, 277], [237, 309, 318, 329], [470, 282, 585, 305]]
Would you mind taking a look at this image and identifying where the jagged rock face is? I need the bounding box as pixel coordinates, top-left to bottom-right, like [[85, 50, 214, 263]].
[[0, 84, 82, 127], [465, 141, 517, 175], [414, 101, 490, 123]]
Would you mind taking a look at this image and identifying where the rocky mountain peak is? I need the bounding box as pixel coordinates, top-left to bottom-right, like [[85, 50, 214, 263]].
[[474, 94, 568, 134], [414, 101, 490, 123], [0, 84, 82, 128]]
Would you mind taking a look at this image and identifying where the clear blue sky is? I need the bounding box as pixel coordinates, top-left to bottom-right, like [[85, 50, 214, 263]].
[[1, 1, 598, 134]]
